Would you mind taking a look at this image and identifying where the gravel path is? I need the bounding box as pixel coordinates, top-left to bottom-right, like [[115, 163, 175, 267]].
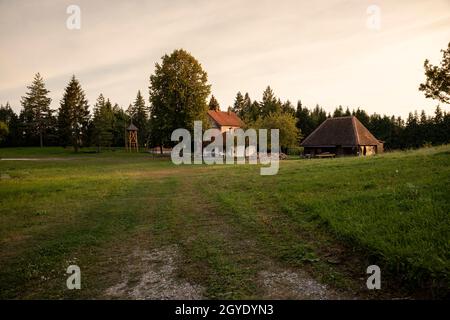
[[104, 245, 204, 300]]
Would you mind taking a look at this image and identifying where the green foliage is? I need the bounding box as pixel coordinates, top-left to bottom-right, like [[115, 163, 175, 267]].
[[0, 103, 21, 147], [149, 49, 211, 147], [294, 103, 449, 150], [20, 73, 53, 147], [57, 76, 90, 152], [281, 100, 296, 116], [208, 95, 220, 111], [92, 94, 114, 151], [255, 112, 301, 151], [232, 92, 244, 115], [2, 47, 449, 153], [0, 121, 9, 142], [111, 104, 128, 147], [419, 42, 450, 104], [260, 86, 282, 117], [127, 91, 149, 146], [286, 146, 303, 156]]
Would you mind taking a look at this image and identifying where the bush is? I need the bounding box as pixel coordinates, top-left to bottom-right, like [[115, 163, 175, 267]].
[[286, 146, 303, 156]]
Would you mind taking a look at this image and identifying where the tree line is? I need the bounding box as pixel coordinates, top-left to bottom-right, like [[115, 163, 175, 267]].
[[0, 74, 150, 151], [0, 44, 449, 151], [224, 87, 449, 151]]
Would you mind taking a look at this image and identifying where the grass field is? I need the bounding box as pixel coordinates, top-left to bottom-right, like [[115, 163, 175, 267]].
[[0, 146, 449, 299]]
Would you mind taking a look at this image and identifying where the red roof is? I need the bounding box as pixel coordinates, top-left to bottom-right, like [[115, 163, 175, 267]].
[[207, 110, 243, 127]]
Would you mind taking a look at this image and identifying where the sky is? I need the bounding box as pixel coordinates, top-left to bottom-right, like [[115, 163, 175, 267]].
[[0, 0, 449, 118]]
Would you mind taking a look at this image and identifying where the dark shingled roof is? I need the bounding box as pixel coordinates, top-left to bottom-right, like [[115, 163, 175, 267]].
[[208, 110, 243, 127], [127, 123, 138, 131], [301, 116, 381, 147]]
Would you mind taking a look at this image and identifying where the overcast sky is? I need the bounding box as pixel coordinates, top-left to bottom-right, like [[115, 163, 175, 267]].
[[0, 0, 449, 117]]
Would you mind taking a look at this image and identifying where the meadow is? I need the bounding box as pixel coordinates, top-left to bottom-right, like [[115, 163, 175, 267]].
[[0, 146, 448, 299]]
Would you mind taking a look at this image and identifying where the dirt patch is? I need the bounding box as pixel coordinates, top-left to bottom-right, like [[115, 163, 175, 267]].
[[104, 245, 204, 299], [259, 268, 349, 300]]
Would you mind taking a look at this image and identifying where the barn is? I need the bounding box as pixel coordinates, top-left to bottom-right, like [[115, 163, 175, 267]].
[[301, 116, 384, 157]]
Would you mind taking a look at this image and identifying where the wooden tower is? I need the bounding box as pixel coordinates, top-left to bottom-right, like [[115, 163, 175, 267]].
[[127, 123, 139, 152]]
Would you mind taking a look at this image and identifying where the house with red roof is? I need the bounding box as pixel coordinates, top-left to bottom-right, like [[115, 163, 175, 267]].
[[207, 110, 244, 133]]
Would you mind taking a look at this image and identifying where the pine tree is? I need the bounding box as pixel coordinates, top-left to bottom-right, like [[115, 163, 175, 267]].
[[58, 75, 90, 152], [111, 104, 127, 147], [232, 92, 244, 115], [295, 100, 315, 138], [333, 105, 344, 117], [282, 100, 295, 116], [432, 106, 446, 144], [260, 86, 281, 117], [131, 90, 149, 146], [248, 101, 261, 123], [241, 93, 252, 118], [310, 104, 328, 128], [208, 95, 220, 111], [20, 73, 53, 147], [92, 94, 113, 151], [353, 108, 370, 127]]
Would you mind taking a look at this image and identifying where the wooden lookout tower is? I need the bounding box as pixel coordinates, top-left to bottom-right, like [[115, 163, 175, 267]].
[[127, 123, 139, 152]]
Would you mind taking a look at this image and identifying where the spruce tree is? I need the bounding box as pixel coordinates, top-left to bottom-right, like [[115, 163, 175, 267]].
[[241, 93, 252, 119], [295, 100, 315, 138], [282, 100, 295, 116], [208, 95, 220, 111], [260, 86, 281, 117], [58, 75, 90, 152], [20, 73, 52, 147], [92, 94, 113, 151], [111, 104, 127, 147], [232, 92, 244, 115], [248, 101, 261, 123], [131, 90, 148, 146], [333, 105, 344, 117]]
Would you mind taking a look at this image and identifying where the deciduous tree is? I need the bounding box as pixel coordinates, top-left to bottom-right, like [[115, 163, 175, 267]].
[[149, 49, 211, 150], [419, 42, 450, 104]]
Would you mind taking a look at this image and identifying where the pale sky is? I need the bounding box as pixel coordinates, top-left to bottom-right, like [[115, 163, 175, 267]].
[[0, 0, 449, 118]]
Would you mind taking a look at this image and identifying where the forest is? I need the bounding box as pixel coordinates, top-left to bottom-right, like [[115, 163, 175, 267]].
[[1, 44, 449, 152]]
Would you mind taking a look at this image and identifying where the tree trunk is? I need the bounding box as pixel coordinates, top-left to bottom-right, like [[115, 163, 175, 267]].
[[74, 137, 79, 153], [39, 132, 43, 148]]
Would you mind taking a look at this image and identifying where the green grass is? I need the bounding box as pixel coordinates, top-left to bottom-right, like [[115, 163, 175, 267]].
[[0, 146, 448, 299]]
